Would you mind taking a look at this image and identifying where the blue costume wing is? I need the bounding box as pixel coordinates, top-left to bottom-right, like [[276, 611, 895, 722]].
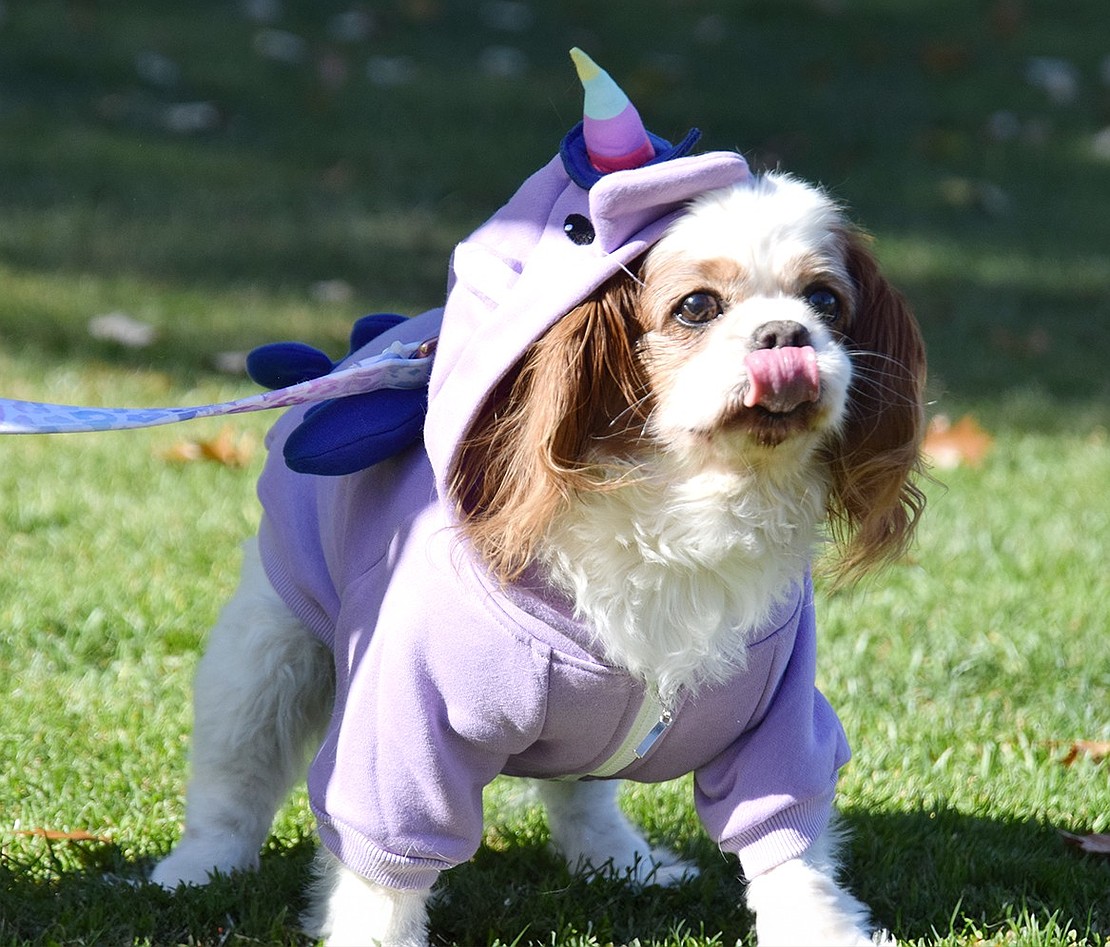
[[247, 313, 427, 476]]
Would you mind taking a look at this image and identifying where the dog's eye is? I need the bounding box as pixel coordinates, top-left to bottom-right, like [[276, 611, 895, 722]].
[[804, 286, 842, 322], [674, 292, 724, 327]]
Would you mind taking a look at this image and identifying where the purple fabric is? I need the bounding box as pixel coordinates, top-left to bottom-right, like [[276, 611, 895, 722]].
[[423, 150, 750, 510], [256, 143, 850, 890]]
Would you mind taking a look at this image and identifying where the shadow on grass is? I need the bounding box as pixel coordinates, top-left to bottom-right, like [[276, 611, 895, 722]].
[[843, 805, 1108, 944], [1, 806, 1104, 946], [429, 805, 1108, 946], [0, 836, 318, 947]]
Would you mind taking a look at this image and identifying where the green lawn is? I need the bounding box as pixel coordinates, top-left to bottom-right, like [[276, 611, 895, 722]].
[[1, 1, 1107, 945]]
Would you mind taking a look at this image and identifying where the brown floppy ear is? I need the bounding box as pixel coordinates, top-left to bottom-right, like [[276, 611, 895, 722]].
[[826, 232, 927, 580], [448, 273, 646, 584]]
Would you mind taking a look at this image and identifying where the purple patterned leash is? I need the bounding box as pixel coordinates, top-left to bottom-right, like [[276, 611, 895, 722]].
[[0, 338, 436, 435]]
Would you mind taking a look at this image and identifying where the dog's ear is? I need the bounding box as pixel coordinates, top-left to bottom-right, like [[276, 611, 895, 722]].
[[826, 233, 927, 579], [449, 274, 645, 583]]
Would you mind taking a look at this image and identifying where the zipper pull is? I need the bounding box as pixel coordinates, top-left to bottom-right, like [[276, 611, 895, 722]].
[[634, 709, 673, 759]]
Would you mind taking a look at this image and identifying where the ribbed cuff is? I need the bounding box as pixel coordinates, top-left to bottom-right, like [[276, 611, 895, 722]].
[[315, 811, 448, 892], [723, 794, 832, 879]]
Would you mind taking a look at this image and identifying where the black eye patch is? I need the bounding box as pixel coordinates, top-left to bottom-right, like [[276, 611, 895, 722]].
[[563, 214, 595, 246]]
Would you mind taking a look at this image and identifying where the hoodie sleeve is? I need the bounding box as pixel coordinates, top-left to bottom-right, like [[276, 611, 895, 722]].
[[692, 583, 851, 879], [307, 559, 552, 891]]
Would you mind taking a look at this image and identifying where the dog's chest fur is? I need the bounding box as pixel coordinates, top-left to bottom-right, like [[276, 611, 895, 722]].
[[539, 461, 828, 702]]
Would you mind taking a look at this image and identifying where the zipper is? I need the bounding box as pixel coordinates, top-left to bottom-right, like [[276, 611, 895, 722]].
[[581, 688, 673, 779], [634, 708, 674, 758]]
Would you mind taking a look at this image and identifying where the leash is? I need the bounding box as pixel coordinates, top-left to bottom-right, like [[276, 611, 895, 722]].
[[0, 338, 436, 435]]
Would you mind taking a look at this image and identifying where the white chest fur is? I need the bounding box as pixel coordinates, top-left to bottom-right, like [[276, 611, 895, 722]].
[[540, 460, 827, 702]]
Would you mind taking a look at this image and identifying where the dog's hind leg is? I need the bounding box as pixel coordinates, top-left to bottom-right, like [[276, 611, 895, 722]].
[[536, 779, 698, 887], [152, 538, 334, 888]]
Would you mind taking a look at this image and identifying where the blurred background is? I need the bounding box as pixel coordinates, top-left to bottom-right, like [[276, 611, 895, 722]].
[[1, 0, 1108, 427]]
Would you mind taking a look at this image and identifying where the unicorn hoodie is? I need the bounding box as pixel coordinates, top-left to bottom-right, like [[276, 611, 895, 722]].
[[256, 53, 850, 892]]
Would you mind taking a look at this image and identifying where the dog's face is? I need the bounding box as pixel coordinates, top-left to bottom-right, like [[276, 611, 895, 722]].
[[451, 172, 926, 583], [634, 174, 857, 467]]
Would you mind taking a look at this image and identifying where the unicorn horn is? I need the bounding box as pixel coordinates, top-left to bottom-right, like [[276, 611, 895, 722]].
[[570, 47, 656, 173]]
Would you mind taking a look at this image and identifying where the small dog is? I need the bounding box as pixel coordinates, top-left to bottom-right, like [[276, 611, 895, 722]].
[[151, 55, 925, 947]]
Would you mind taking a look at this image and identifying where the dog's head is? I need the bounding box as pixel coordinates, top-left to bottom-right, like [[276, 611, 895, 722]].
[[449, 172, 926, 583]]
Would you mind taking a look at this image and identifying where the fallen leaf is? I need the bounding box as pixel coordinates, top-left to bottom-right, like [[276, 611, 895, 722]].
[[201, 427, 255, 467], [1060, 831, 1110, 856], [15, 828, 112, 843], [160, 427, 255, 468], [922, 414, 994, 469], [1060, 740, 1110, 766], [160, 439, 203, 464]]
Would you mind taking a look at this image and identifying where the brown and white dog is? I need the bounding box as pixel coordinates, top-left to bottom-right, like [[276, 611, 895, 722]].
[[150, 168, 925, 946]]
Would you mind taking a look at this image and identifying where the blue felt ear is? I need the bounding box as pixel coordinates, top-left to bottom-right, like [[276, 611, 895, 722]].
[[282, 386, 427, 476], [348, 312, 407, 353], [248, 313, 409, 391], [247, 341, 334, 389], [247, 312, 427, 475]]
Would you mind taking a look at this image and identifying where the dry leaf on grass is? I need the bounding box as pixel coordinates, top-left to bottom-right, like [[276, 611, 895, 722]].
[[159, 426, 256, 468], [922, 414, 994, 469], [15, 828, 112, 844], [1059, 740, 1110, 766], [1060, 831, 1110, 856]]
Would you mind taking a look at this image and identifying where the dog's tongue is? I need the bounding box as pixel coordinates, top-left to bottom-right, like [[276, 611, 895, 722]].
[[743, 346, 821, 413]]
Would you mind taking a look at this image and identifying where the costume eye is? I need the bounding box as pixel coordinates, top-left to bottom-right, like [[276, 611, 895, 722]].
[[804, 285, 842, 322], [563, 213, 595, 246], [674, 292, 724, 327]]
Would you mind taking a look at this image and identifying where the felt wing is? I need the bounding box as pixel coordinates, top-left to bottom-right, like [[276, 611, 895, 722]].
[[247, 312, 427, 476]]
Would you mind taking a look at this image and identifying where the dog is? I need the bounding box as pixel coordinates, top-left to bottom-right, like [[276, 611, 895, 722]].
[[150, 54, 925, 947]]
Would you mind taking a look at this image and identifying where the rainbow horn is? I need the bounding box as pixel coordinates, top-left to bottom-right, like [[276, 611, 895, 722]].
[[570, 47, 656, 173]]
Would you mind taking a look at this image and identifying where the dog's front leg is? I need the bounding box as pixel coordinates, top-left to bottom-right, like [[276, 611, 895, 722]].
[[304, 849, 432, 947], [743, 826, 892, 946], [536, 779, 697, 887]]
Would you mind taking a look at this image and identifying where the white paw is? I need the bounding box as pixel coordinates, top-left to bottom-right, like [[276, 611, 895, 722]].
[[150, 835, 257, 889], [746, 855, 889, 947]]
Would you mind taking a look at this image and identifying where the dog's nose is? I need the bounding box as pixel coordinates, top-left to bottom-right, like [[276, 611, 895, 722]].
[[753, 320, 811, 350]]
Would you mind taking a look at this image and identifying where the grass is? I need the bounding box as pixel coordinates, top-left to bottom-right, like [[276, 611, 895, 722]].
[[1, 0, 1108, 944]]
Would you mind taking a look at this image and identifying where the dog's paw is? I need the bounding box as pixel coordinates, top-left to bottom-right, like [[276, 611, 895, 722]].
[[746, 854, 890, 947], [150, 836, 257, 890]]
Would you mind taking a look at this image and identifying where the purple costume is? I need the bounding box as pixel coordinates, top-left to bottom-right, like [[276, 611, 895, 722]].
[[257, 58, 850, 892]]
